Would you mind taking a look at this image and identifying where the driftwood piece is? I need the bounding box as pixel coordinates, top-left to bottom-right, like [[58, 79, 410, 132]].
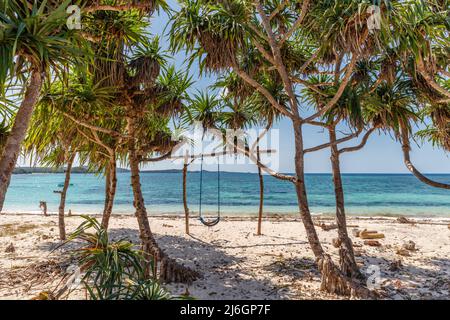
[[314, 221, 359, 231], [359, 229, 385, 239], [314, 221, 338, 231], [364, 240, 382, 247]]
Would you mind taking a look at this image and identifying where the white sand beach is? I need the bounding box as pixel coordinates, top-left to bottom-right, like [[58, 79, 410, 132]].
[[1, 213, 449, 300]]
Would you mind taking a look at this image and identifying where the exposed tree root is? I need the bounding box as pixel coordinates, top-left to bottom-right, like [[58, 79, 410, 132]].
[[317, 255, 375, 299], [339, 245, 364, 281], [141, 238, 200, 285], [159, 255, 200, 284]]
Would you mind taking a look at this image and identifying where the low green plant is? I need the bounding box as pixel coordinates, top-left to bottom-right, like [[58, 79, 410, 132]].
[[62, 216, 172, 300]]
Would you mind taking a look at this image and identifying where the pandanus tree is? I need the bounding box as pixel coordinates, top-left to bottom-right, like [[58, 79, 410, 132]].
[[214, 71, 285, 235], [51, 75, 125, 230], [0, 0, 87, 212], [302, 73, 373, 280], [28, 74, 119, 237], [25, 94, 83, 240], [56, 5, 198, 282], [170, 0, 390, 296]]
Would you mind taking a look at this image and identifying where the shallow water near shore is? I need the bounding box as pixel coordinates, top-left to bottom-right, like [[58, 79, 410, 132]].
[[3, 172, 450, 217]]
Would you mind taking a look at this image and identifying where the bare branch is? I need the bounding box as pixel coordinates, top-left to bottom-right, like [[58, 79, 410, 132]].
[[141, 150, 174, 162], [62, 111, 124, 138], [416, 55, 450, 99], [339, 128, 375, 154], [140, 140, 187, 162], [304, 128, 362, 153], [400, 126, 450, 190], [305, 120, 328, 127], [76, 128, 113, 159], [255, 1, 301, 119], [232, 62, 294, 119], [250, 123, 271, 153], [291, 76, 329, 97]]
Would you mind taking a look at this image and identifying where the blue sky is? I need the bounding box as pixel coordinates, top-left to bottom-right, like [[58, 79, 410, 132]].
[[143, 1, 450, 174]]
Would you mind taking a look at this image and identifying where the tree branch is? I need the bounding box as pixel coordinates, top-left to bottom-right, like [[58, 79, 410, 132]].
[[400, 125, 450, 190], [62, 111, 124, 138], [302, 54, 358, 123], [339, 128, 375, 154], [232, 62, 294, 119], [255, 1, 301, 120], [279, 0, 310, 45], [416, 54, 450, 100], [83, 4, 152, 13], [304, 128, 362, 153]]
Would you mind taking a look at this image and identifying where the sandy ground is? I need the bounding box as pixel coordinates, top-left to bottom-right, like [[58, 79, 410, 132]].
[[0, 213, 449, 300]]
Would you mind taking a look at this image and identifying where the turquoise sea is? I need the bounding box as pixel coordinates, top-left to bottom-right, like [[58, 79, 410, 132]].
[[3, 172, 450, 217]]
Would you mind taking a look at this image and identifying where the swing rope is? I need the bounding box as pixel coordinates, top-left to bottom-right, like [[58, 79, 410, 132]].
[[199, 154, 221, 227]]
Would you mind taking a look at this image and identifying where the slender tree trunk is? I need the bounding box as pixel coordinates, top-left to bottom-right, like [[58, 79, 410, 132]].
[[0, 71, 43, 213], [328, 126, 361, 279], [182, 163, 189, 235], [103, 164, 111, 216], [127, 117, 198, 283], [58, 153, 75, 241], [400, 124, 450, 189], [292, 123, 370, 297], [256, 145, 264, 236], [101, 155, 117, 229]]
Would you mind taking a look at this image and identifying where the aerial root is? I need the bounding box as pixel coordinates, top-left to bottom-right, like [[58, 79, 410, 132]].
[[317, 254, 375, 299], [159, 255, 200, 284], [338, 240, 365, 281]]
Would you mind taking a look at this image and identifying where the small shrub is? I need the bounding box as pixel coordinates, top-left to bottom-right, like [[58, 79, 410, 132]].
[[62, 215, 172, 300]]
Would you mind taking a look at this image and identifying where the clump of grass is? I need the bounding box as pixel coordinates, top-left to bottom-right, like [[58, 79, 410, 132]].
[[0, 223, 38, 237]]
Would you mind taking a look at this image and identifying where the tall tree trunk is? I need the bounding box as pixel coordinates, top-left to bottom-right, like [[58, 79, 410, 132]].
[[293, 123, 370, 297], [182, 163, 189, 235], [0, 71, 43, 213], [58, 153, 75, 241], [329, 126, 361, 279], [400, 124, 450, 189], [127, 117, 198, 283], [256, 145, 264, 236], [101, 155, 117, 229]]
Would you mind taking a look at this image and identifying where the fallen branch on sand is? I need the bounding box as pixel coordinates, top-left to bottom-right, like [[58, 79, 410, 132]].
[[354, 229, 385, 239], [314, 221, 359, 231]]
